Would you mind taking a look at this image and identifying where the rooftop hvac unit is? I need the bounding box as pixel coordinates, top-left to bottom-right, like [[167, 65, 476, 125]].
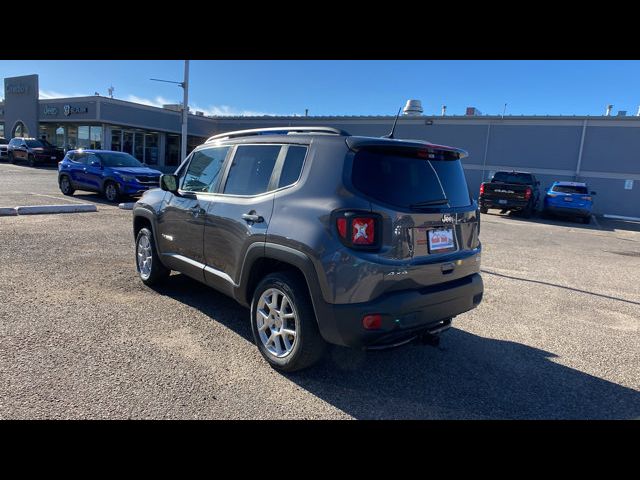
[[617, 110, 627, 116], [196, 111, 204, 116], [403, 99, 423, 115], [465, 107, 482, 116]]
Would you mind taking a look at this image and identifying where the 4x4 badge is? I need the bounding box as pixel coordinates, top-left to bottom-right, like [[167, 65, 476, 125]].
[[442, 214, 455, 223]]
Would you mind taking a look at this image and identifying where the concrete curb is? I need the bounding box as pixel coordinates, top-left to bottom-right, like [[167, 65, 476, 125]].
[[0, 207, 18, 216], [118, 202, 136, 210], [13, 204, 98, 215]]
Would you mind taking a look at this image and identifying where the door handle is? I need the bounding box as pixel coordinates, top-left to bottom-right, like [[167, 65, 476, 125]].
[[242, 213, 264, 223]]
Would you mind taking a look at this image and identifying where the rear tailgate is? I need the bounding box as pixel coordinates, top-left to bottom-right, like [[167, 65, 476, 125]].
[[348, 138, 481, 293], [483, 182, 530, 202]]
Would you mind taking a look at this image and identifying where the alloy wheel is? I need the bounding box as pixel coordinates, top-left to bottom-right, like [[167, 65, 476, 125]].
[[137, 234, 153, 279], [256, 288, 298, 358]]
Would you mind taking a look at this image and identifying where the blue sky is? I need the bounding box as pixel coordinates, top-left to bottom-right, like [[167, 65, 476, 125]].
[[2, 60, 640, 117]]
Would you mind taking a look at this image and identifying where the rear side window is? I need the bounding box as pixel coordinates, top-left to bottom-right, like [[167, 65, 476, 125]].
[[492, 172, 533, 184], [182, 146, 230, 192], [223, 145, 280, 195], [552, 185, 588, 194], [351, 149, 472, 209], [278, 146, 307, 188]]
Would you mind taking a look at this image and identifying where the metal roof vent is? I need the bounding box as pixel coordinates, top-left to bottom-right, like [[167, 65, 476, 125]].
[[403, 99, 423, 116]]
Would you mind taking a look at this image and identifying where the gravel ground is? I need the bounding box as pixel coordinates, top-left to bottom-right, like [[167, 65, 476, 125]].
[[0, 163, 638, 419]]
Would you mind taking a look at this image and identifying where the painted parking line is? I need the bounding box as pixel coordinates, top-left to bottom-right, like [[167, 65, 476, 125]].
[[30, 193, 88, 205]]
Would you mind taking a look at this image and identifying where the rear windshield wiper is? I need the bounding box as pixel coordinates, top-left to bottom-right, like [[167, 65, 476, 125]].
[[409, 198, 449, 209]]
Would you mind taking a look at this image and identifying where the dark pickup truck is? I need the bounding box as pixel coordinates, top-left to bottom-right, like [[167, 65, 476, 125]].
[[478, 171, 540, 218]]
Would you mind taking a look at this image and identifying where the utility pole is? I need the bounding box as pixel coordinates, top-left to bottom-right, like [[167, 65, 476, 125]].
[[151, 59, 190, 161], [181, 60, 189, 161]]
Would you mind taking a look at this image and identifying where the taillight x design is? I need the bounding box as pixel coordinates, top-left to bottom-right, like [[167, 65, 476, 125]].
[[334, 211, 381, 249]]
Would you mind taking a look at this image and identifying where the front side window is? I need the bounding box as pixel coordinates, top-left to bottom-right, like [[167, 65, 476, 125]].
[[25, 140, 45, 148], [181, 147, 230, 193], [223, 145, 281, 196]]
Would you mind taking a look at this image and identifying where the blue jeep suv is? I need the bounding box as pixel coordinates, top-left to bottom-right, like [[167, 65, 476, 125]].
[[58, 150, 162, 202], [543, 181, 596, 224]]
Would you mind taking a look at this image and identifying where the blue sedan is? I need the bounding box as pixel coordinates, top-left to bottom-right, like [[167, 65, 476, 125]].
[[58, 150, 163, 203], [543, 181, 596, 224]]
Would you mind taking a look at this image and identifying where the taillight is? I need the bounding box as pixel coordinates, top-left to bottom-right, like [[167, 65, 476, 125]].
[[582, 196, 592, 201], [479, 183, 485, 195], [336, 218, 347, 239], [525, 187, 532, 200], [334, 211, 380, 249], [362, 314, 382, 330], [351, 217, 375, 245]]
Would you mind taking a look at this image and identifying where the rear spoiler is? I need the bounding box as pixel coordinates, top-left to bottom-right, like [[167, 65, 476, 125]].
[[345, 137, 467, 160]]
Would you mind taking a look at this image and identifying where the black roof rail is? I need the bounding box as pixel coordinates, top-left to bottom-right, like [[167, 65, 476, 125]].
[[205, 126, 350, 142]]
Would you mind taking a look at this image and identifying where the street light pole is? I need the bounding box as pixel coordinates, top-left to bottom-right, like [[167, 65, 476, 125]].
[[181, 60, 189, 161], [150, 59, 190, 162]]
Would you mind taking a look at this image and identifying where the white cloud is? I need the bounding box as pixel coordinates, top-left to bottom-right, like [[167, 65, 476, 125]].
[[125, 94, 174, 108], [39, 89, 88, 99], [190, 103, 278, 117]]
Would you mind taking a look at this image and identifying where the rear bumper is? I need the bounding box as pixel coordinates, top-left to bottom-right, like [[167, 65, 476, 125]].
[[315, 273, 483, 348], [480, 197, 529, 210], [545, 205, 591, 217]]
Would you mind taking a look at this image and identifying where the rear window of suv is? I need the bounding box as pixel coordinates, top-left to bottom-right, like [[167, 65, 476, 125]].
[[351, 149, 472, 209], [552, 185, 588, 194]]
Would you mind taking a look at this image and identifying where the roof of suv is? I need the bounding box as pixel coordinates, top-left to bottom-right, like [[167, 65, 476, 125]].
[[205, 126, 468, 159]]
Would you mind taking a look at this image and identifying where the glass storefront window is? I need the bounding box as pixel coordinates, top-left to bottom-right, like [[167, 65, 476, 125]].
[[166, 134, 181, 167], [111, 129, 122, 151], [78, 126, 91, 148], [144, 133, 159, 165], [90, 126, 102, 149], [56, 127, 64, 147], [134, 132, 144, 161], [66, 125, 78, 150], [187, 135, 205, 155], [0, 124, 5, 138], [123, 131, 133, 154]]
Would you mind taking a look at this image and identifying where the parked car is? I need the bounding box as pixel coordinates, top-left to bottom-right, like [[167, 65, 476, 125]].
[[7, 137, 64, 166], [543, 181, 595, 224], [0, 138, 8, 161], [479, 170, 540, 218], [58, 150, 162, 203], [132, 127, 484, 371]]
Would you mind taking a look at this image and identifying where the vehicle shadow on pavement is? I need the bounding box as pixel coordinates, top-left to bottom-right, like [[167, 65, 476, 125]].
[[149, 274, 640, 420], [150, 273, 253, 342], [287, 330, 640, 419]]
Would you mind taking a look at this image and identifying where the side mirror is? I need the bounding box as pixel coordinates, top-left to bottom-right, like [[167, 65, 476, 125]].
[[160, 174, 179, 194]]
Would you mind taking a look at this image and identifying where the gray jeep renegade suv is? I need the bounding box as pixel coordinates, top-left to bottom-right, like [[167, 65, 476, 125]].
[[132, 126, 483, 371]]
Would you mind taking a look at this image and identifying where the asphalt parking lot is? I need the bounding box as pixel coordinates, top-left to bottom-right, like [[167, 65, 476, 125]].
[[1, 162, 639, 419]]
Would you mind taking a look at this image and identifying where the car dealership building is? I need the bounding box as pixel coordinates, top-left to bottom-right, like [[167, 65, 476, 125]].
[[2, 74, 639, 218]]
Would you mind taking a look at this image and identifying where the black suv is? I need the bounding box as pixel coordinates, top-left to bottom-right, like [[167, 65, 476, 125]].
[[7, 137, 63, 166], [132, 127, 483, 371]]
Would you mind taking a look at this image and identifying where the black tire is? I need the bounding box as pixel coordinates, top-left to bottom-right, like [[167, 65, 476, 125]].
[[523, 202, 534, 218], [103, 181, 120, 203], [135, 227, 170, 286], [28, 154, 36, 167], [8, 152, 15, 164], [582, 215, 591, 224], [59, 175, 75, 196], [480, 206, 488, 214], [250, 271, 326, 372]]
